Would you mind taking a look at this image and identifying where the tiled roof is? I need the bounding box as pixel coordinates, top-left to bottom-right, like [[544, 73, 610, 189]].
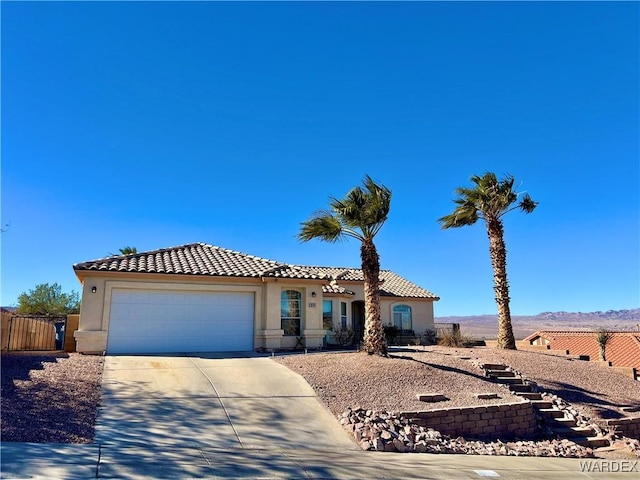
[[73, 243, 439, 299], [296, 266, 439, 299], [322, 284, 355, 295], [73, 243, 325, 280], [524, 331, 640, 370], [378, 270, 439, 299]]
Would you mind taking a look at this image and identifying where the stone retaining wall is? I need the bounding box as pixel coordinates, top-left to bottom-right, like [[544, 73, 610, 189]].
[[403, 401, 537, 440], [606, 417, 640, 440]]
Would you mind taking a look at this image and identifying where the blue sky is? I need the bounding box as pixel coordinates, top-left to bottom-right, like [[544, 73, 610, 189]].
[[1, 2, 638, 317]]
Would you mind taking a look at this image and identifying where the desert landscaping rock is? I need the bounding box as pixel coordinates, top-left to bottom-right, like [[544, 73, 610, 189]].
[[1, 353, 103, 443], [339, 407, 596, 457]]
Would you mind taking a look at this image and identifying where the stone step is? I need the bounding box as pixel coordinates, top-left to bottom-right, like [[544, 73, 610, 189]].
[[487, 370, 516, 377], [553, 426, 597, 437], [482, 363, 508, 371], [492, 376, 523, 384], [621, 405, 640, 413], [570, 436, 610, 448], [515, 392, 542, 400], [416, 393, 448, 403], [594, 445, 623, 454], [550, 417, 578, 428], [475, 393, 500, 400], [508, 384, 533, 393], [530, 400, 554, 410], [538, 408, 566, 419]]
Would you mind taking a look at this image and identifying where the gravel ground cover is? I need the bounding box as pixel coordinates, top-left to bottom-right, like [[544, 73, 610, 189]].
[[276, 346, 640, 424], [1, 352, 103, 443], [2, 346, 636, 448]]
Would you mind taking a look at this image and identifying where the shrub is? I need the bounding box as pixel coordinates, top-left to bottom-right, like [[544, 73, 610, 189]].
[[438, 330, 473, 348], [421, 328, 438, 346], [332, 326, 355, 346], [383, 324, 399, 345], [595, 328, 613, 361]]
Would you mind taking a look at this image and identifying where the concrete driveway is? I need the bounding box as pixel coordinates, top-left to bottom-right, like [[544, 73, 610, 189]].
[[95, 353, 359, 451]]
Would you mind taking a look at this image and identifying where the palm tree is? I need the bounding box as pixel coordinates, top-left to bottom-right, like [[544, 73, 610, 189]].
[[438, 172, 538, 349], [110, 246, 137, 256], [298, 175, 392, 356]]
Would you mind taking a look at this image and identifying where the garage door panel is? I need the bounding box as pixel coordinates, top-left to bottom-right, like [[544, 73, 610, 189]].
[[107, 290, 254, 354]]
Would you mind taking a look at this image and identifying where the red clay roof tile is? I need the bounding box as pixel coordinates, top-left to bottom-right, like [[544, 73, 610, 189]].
[[525, 331, 640, 369]]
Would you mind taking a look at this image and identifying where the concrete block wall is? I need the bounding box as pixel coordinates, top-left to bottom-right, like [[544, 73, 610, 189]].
[[403, 401, 537, 440], [606, 417, 640, 440]]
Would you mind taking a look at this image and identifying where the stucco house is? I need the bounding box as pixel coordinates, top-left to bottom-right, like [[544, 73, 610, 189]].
[[72, 243, 439, 354]]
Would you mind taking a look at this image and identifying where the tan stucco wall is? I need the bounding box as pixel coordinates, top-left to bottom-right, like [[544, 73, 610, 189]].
[[384, 299, 435, 334], [74, 272, 435, 353], [322, 297, 435, 331], [322, 281, 436, 335], [74, 273, 328, 353], [260, 280, 325, 350]]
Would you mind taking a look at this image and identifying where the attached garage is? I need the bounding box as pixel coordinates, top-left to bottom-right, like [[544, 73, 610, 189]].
[[106, 289, 255, 354]]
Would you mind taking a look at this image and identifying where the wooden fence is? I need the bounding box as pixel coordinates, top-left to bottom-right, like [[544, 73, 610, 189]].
[[1, 313, 79, 352]]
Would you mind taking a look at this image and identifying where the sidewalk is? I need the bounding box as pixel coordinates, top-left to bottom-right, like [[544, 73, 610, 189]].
[[2, 442, 638, 479]]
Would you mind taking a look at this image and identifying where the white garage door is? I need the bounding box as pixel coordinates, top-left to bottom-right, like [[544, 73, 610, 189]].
[[107, 290, 255, 354]]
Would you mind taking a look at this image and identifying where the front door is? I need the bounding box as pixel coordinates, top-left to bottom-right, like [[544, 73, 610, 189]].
[[351, 300, 365, 343]]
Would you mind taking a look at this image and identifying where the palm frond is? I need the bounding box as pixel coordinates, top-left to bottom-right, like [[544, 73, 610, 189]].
[[298, 212, 344, 243], [518, 193, 538, 214], [438, 204, 479, 229], [327, 175, 391, 239], [441, 171, 537, 227]]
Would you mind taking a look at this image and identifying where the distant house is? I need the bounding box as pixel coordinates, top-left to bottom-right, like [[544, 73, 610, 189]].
[[524, 330, 640, 370], [72, 243, 439, 354]]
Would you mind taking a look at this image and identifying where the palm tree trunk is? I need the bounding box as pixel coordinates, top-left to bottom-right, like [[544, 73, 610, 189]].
[[599, 345, 606, 361], [360, 238, 388, 356], [486, 217, 516, 350]]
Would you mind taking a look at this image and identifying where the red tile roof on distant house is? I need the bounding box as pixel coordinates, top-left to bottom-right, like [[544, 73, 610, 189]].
[[524, 331, 640, 370]]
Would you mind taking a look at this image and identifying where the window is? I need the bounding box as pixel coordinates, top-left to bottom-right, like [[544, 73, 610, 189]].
[[322, 300, 333, 331], [393, 305, 412, 333], [340, 302, 348, 330], [281, 290, 301, 336]]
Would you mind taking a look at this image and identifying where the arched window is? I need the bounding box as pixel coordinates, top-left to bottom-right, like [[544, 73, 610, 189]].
[[393, 305, 412, 333], [281, 290, 302, 336]]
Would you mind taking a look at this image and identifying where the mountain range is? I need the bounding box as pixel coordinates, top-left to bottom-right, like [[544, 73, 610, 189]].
[[435, 308, 640, 340]]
